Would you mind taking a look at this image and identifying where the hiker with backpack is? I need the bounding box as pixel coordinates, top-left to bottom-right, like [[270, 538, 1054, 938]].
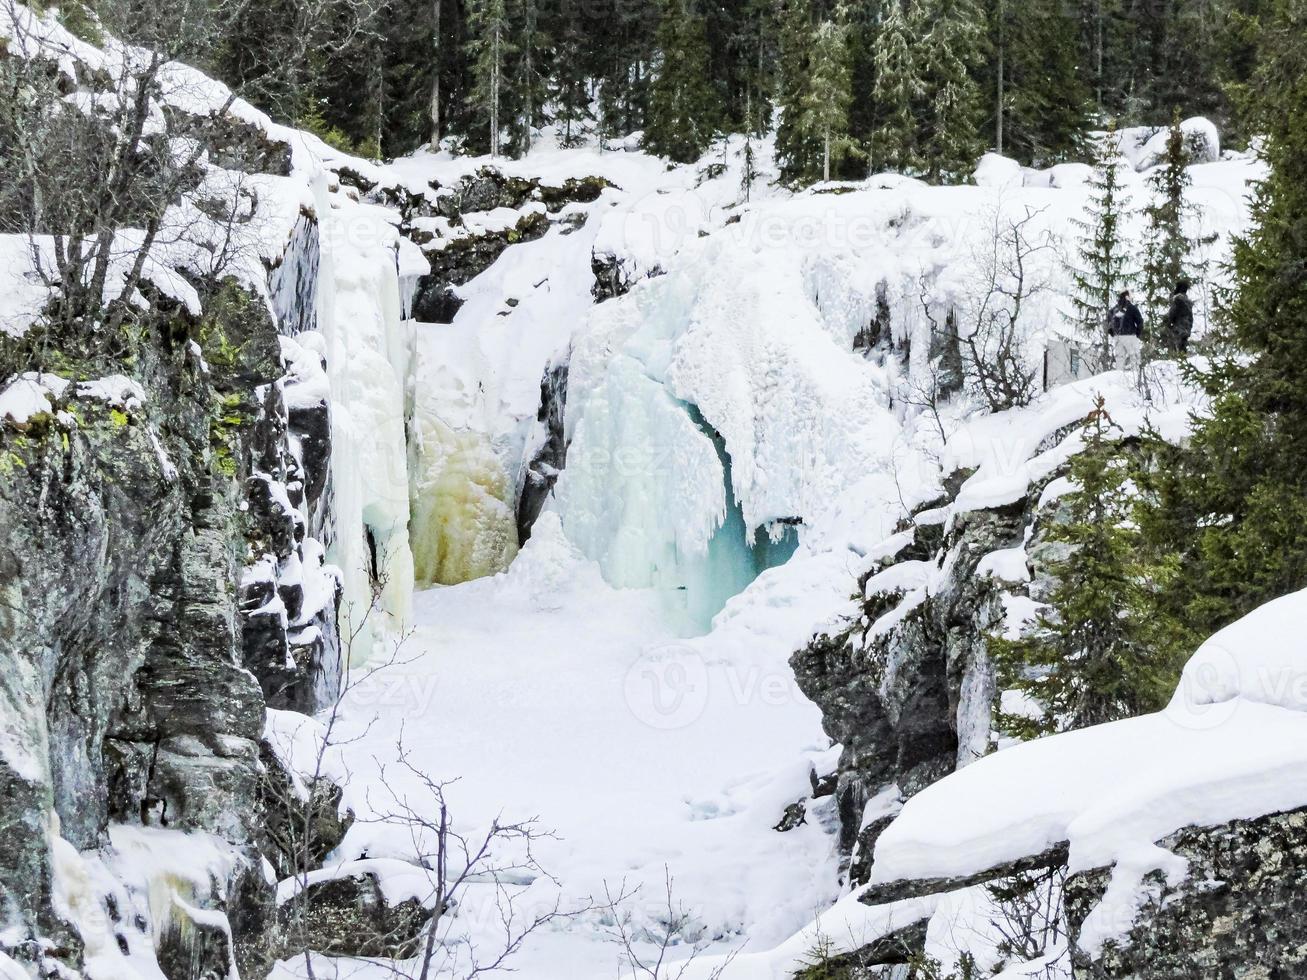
[[1108, 290, 1144, 375], [1161, 279, 1195, 354]]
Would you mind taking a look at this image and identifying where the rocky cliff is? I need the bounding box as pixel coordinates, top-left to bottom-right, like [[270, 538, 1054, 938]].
[[0, 271, 338, 978]]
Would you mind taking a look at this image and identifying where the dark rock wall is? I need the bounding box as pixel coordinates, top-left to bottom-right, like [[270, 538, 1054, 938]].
[[1066, 808, 1307, 979], [516, 357, 569, 543], [0, 275, 336, 977], [791, 489, 1036, 883]]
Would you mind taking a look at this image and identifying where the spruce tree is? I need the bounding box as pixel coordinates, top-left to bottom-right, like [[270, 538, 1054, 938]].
[[798, 18, 855, 182], [983, 0, 1089, 164], [920, 0, 985, 182], [1067, 124, 1137, 360], [1136, 0, 1307, 651], [507, 0, 549, 156], [774, 0, 819, 184], [466, 0, 516, 156], [870, 0, 925, 173], [644, 0, 720, 162], [550, 0, 593, 147], [1141, 115, 1215, 325], [993, 401, 1178, 736]]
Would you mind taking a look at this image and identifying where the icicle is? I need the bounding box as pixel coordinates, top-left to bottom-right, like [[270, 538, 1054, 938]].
[[311, 170, 415, 663]]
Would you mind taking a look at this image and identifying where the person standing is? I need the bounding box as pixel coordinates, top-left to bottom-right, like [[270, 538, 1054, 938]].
[[1108, 289, 1144, 375], [1162, 279, 1195, 354]]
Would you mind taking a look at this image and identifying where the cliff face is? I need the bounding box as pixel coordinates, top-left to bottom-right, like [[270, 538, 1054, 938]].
[[791, 467, 1063, 885], [0, 273, 337, 978], [1064, 807, 1307, 978], [790, 387, 1307, 976]]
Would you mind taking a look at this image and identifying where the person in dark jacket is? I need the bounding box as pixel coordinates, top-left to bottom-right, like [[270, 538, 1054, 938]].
[[1162, 279, 1194, 354], [1108, 290, 1144, 374]]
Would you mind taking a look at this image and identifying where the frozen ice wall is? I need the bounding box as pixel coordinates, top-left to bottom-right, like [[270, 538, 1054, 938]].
[[312, 173, 415, 661], [554, 214, 896, 633]]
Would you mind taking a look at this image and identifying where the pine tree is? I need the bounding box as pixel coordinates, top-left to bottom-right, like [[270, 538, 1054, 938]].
[[920, 0, 985, 182], [870, 0, 925, 173], [1136, 0, 1307, 651], [506, 0, 548, 156], [983, 0, 1089, 164], [467, 0, 516, 156], [550, 0, 593, 147], [774, 0, 819, 184], [644, 0, 720, 162], [993, 401, 1178, 737], [1067, 124, 1137, 359], [1141, 114, 1215, 324], [799, 18, 855, 182]]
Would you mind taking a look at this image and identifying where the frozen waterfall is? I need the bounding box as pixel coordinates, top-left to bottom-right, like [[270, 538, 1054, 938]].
[[312, 172, 416, 661]]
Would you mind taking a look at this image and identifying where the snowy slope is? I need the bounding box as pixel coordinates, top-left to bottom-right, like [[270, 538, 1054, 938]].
[[0, 9, 1272, 972], [868, 587, 1307, 959]]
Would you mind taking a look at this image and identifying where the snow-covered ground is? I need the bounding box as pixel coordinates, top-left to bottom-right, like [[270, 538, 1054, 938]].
[[0, 8, 1277, 972], [271, 126, 1261, 976]]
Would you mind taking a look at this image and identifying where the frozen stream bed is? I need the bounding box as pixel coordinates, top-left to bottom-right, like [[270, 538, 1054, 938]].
[[313, 514, 866, 977]]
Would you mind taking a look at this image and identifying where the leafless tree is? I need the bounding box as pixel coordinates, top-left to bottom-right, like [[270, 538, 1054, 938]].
[[361, 740, 589, 980], [983, 866, 1069, 977], [906, 271, 966, 450], [212, 0, 385, 128], [264, 574, 420, 977], [602, 868, 739, 980], [1, 0, 244, 341], [956, 204, 1057, 412], [267, 563, 587, 980]]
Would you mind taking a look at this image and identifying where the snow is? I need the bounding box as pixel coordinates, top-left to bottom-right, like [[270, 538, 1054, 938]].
[[305, 512, 844, 977], [0, 372, 154, 425], [51, 820, 245, 980], [276, 859, 441, 909], [974, 153, 1023, 190], [868, 588, 1307, 956], [1136, 117, 1222, 169], [0, 14, 1276, 973], [0, 374, 67, 424]]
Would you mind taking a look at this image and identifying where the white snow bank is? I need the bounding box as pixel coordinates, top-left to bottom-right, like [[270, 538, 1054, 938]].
[[677, 887, 939, 979], [52, 821, 245, 980], [869, 587, 1307, 955], [1137, 117, 1221, 170], [0, 374, 67, 424], [943, 365, 1198, 517], [0, 372, 150, 425], [276, 858, 439, 909]]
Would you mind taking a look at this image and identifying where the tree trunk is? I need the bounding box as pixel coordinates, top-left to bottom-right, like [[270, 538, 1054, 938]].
[[490, 25, 500, 157], [430, 0, 442, 146], [995, 0, 1005, 154]]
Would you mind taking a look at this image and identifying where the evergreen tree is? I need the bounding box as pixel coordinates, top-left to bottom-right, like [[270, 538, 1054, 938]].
[[1136, 0, 1307, 652], [798, 18, 855, 182], [550, 0, 593, 147], [870, 0, 925, 173], [984, 0, 1089, 163], [993, 401, 1178, 737], [920, 0, 985, 182], [507, 0, 548, 155], [774, 0, 819, 184], [644, 0, 720, 161], [1141, 114, 1215, 324], [1067, 124, 1137, 358], [466, 0, 516, 156]]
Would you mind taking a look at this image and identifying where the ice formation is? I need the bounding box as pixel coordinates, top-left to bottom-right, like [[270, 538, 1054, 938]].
[[309, 174, 416, 659]]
